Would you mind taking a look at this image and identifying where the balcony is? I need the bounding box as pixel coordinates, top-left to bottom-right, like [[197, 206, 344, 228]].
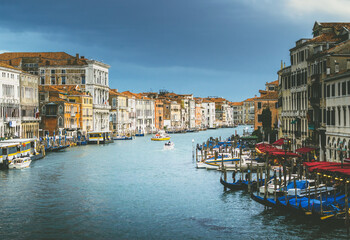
[[93, 104, 111, 110], [4, 117, 21, 122], [22, 116, 41, 122]]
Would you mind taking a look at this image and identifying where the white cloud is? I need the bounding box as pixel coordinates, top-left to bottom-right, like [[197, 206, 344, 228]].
[[233, 0, 350, 22], [285, 0, 350, 19]]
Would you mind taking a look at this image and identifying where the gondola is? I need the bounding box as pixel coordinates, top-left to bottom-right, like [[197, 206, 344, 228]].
[[250, 194, 277, 208], [220, 177, 248, 191]]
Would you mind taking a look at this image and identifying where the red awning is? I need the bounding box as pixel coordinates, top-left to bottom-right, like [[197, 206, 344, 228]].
[[272, 138, 288, 146], [295, 147, 316, 154], [270, 151, 301, 157], [304, 162, 350, 176], [255, 143, 284, 154]]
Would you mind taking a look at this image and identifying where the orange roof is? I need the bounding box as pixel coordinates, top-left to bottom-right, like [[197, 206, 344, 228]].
[[0, 52, 88, 67], [110, 89, 127, 97], [230, 102, 243, 106], [48, 95, 66, 102], [308, 33, 342, 43], [0, 62, 21, 71], [39, 85, 90, 96], [319, 22, 350, 31], [267, 80, 278, 85], [254, 91, 278, 100], [244, 97, 258, 102]]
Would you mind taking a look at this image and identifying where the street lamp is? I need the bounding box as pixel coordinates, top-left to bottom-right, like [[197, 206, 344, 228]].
[[337, 141, 347, 168]]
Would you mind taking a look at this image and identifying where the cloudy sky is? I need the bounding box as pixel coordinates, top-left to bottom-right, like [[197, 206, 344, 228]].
[[0, 0, 349, 101]]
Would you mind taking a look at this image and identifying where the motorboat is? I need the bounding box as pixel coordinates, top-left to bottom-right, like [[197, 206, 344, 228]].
[[151, 131, 171, 141], [8, 157, 31, 169], [164, 141, 174, 149]]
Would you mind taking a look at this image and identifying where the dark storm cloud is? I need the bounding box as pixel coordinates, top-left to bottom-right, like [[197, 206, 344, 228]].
[[0, 0, 314, 100]]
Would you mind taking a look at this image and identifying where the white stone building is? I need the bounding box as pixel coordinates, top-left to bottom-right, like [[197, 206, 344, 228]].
[[0, 63, 21, 138]]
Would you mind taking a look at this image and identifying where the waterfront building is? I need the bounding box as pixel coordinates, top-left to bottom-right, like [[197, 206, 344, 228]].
[[122, 91, 155, 134], [242, 97, 257, 125], [109, 89, 130, 135], [20, 71, 40, 138], [278, 22, 350, 158], [204, 97, 230, 127], [0, 52, 111, 132], [163, 100, 171, 130], [154, 99, 164, 131], [39, 85, 92, 136], [201, 99, 216, 128], [230, 102, 243, 125], [39, 86, 81, 136], [253, 89, 278, 131], [67, 87, 93, 135], [170, 101, 181, 130], [194, 99, 202, 129], [121, 92, 137, 134], [0, 63, 21, 138]]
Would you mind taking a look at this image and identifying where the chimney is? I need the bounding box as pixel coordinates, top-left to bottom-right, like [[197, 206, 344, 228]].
[[81, 56, 84, 59], [76, 53, 79, 59]]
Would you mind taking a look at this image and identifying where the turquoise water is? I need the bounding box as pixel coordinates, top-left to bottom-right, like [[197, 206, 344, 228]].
[[0, 126, 347, 239]]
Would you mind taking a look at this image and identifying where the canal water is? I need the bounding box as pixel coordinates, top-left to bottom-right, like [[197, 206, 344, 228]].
[[0, 126, 347, 239]]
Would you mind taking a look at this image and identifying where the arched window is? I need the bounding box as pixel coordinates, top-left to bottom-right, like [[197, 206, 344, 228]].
[[58, 117, 63, 127], [58, 105, 63, 114]]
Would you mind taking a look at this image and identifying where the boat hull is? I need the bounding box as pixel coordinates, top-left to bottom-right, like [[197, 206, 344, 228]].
[[151, 137, 171, 141]]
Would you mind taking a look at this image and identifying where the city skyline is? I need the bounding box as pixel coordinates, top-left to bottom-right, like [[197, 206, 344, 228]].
[[0, 0, 349, 101]]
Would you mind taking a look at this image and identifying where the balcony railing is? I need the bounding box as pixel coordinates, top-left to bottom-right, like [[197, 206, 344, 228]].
[[22, 116, 41, 122]]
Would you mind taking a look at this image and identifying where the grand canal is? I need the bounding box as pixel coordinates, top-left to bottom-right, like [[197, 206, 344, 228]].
[[0, 126, 347, 239]]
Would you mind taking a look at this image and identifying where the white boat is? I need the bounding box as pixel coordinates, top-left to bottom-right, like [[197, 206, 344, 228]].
[[164, 141, 175, 149], [8, 157, 32, 169], [239, 154, 265, 171], [151, 130, 171, 141], [196, 161, 207, 169]]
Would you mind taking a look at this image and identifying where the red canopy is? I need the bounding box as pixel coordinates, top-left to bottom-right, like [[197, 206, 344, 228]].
[[269, 151, 301, 157], [272, 138, 289, 146], [304, 162, 350, 176], [255, 143, 283, 154], [295, 147, 316, 154]]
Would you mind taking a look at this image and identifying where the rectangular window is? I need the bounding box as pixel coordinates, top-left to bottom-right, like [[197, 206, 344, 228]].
[[323, 109, 326, 124], [348, 81, 350, 95], [257, 114, 262, 122], [24, 87, 34, 99], [62, 69, 66, 74], [61, 76, 66, 85], [335, 63, 339, 73], [331, 84, 335, 97], [338, 83, 341, 96], [2, 84, 14, 97], [41, 76, 45, 85], [51, 69, 55, 74], [342, 82, 346, 95], [257, 102, 262, 109], [82, 75, 86, 84], [40, 69, 45, 75], [51, 76, 55, 85]]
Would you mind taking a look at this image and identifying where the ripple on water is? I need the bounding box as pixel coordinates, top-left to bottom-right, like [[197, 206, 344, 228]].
[[0, 127, 348, 239]]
